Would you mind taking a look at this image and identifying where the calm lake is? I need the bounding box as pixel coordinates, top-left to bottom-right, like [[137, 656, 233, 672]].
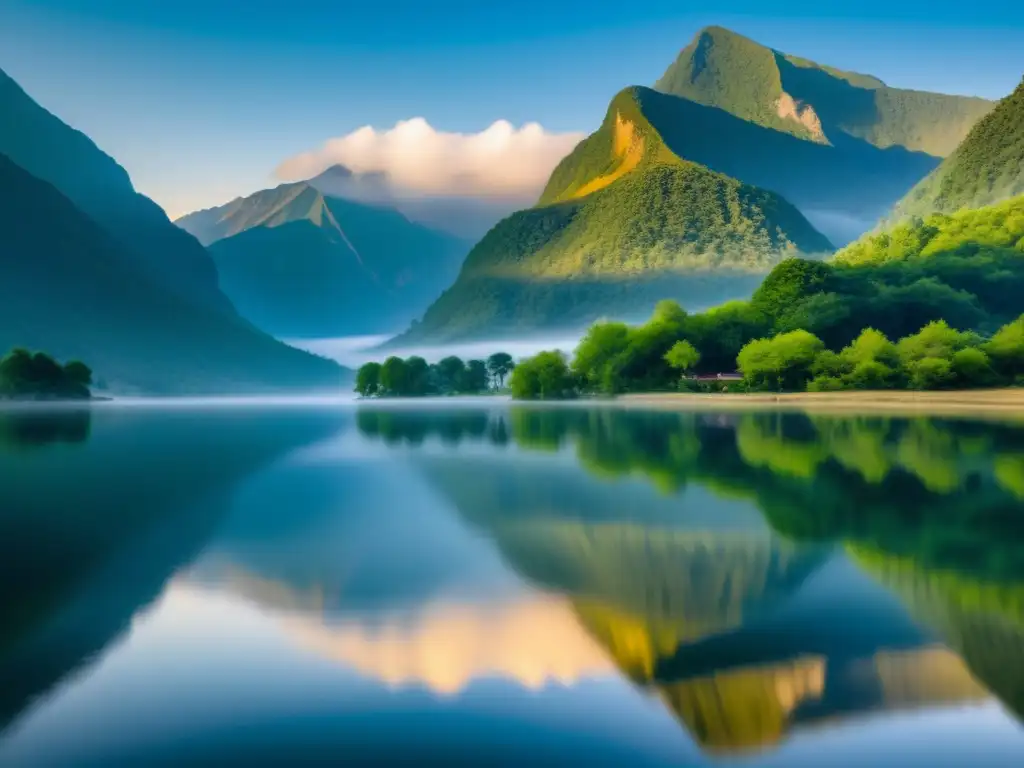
[[2, 401, 1024, 766]]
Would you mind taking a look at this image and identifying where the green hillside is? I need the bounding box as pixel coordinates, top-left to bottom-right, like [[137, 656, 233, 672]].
[[542, 86, 936, 239], [891, 78, 1024, 220], [655, 26, 993, 157], [0, 153, 343, 394], [178, 183, 468, 337], [393, 89, 831, 344], [0, 67, 231, 314]]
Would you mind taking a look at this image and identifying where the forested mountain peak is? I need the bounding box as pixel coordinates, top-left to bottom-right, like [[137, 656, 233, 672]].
[[655, 26, 993, 157]]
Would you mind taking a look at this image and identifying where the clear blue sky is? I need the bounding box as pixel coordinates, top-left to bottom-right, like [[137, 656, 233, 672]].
[[1, 0, 1021, 217]]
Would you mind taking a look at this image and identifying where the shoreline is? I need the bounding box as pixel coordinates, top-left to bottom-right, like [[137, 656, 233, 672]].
[[616, 389, 1024, 416]]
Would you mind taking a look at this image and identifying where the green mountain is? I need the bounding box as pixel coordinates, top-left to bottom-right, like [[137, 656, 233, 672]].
[[0, 67, 230, 314], [891, 78, 1024, 220], [655, 26, 993, 157], [392, 88, 832, 344], [541, 86, 937, 243], [177, 183, 468, 337], [0, 152, 342, 394]]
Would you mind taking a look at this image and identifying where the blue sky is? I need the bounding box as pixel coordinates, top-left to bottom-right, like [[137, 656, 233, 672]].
[[1, 0, 1021, 217]]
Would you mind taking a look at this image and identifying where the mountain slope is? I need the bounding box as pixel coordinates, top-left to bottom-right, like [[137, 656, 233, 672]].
[[541, 86, 936, 243], [891, 78, 1024, 220], [655, 26, 993, 157], [177, 183, 469, 337], [0, 153, 343, 394], [392, 88, 832, 344], [0, 67, 231, 314]]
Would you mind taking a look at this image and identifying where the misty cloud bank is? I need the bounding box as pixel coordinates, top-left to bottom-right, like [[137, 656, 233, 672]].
[[286, 335, 582, 369], [275, 118, 585, 199]]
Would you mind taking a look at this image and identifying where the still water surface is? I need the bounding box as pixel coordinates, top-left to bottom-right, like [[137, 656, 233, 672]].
[[2, 402, 1024, 766]]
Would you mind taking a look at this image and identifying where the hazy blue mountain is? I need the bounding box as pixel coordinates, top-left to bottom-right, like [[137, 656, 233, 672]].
[[0, 152, 343, 394], [177, 182, 470, 337], [0, 67, 231, 314]]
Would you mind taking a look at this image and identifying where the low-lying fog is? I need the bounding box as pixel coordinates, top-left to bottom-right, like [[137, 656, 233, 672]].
[[287, 334, 584, 367]]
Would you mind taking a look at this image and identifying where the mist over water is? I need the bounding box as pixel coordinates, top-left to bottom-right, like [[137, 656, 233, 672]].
[[288, 334, 584, 367]]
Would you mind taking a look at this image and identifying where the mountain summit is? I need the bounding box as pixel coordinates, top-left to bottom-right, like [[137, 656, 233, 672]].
[[655, 26, 993, 157], [176, 183, 469, 338], [392, 87, 832, 344]]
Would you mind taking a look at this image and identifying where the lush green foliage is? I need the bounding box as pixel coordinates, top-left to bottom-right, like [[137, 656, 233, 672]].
[[0, 348, 92, 400], [665, 340, 700, 374], [509, 351, 577, 400], [893, 78, 1024, 219], [354, 353, 509, 397], [655, 26, 992, 157], [737, 330, 824, 391]]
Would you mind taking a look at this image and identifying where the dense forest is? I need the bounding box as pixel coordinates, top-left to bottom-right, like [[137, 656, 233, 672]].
[[0, 348, 92, 400], [509, 193, 1024, 399], [355, 352, 514, 397]]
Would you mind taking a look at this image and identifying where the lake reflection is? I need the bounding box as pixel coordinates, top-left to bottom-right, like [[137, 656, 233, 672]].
[[1, 403, 1024, 766]]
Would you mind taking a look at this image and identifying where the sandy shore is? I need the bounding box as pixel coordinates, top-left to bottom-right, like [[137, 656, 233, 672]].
[[618, 389, 1024, 417]]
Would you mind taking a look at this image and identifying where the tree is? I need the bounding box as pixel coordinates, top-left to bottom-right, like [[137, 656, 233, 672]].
[[572, 321, 630, 389], [436, 356, 466, 394], [908, 357, 954, 390], [379, 356, 409, 395], [354, 362, 382, 397], [737, 330, 825, 391], [404, 356, 430, 395], [510, 351, 576, 400], [665, 340, 700, 376], [62, 360, 93, 387], [487, 352, 515, 389], [984, 314, 1024, 379], [461, 359, 489, 393], [950, 347, 997, 387], [897, 320, 977, 388], [751, 259, 834, 322]]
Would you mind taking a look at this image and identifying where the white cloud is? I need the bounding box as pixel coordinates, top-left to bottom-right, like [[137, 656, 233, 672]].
[[274, 118, 585, 199]]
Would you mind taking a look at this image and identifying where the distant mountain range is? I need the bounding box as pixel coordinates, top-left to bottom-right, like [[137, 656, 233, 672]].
[[391, 26, 999, 345], [176, 182, 469, 338], [0, 67, 343, 394]]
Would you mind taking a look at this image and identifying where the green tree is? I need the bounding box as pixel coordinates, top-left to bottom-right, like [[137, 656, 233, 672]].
[[461, 359, 490, 393], [908, 357, 954, 390], [950, 347, 997, 388], [62, 360, 93, 387], [486, 352, 515, 389], [354, 362, 382, 397], [436, 356, 466, 393], [404, 356, 430, 395], [510, 351, 576, 400], [984, 315, 1024, 379], [751, 259, 834, 321], [665, 340, 701, 376], [573, 321, 631, 390], [737, 330, 825, 391], [379, 356, 410, 395]]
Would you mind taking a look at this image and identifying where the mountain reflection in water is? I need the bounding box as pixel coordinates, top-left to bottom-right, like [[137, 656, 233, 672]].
[[1, 403, 1023, 766]]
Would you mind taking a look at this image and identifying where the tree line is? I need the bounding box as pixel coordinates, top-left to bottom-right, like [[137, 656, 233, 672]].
[[0, 348, 93, 400], [509, 293, 1024, 399], [355, 352, 515, 397]]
